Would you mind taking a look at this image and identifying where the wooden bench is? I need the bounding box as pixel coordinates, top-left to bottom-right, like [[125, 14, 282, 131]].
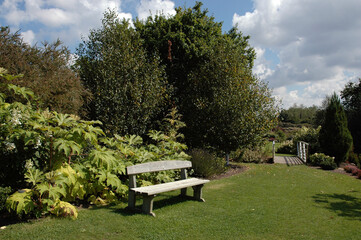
[[127, 160, 209, 216]]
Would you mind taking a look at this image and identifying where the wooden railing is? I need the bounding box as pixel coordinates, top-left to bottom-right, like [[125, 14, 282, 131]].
[[297, 141, 309, 163]]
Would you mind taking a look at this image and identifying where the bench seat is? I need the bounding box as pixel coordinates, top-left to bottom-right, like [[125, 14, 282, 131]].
[[131, 178, 209, 196], [127, 160, 210, 216]]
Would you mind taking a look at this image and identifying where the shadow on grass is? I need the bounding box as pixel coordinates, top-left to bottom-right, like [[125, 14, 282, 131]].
[[112, 194, 195, 216], [313, 193, 361, 220]]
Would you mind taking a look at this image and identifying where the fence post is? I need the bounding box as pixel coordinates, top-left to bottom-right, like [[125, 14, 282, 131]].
[[272, 140, 275, 163]]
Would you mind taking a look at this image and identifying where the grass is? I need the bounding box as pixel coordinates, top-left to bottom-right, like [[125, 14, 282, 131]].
[[2, 164, 361, 239]]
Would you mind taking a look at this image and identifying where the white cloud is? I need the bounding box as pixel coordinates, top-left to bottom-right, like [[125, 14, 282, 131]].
[[253, 47, 274, 80], [0, 0, 132, 49], [233, 0, 361, 107], [21, 30, 35, 45], [137, 0, 175, 20]]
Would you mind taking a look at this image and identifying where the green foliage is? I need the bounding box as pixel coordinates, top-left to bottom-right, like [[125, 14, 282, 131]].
[[5, 189, 36, 217], [293, 126, 321, 154], [279, 104, 319, 125], [341, 78, 361, 153], [0, 26, 89, 115], [276, 129, 286, 142], [237, 147, 264, 163], [135, 2, 278, 153], [348, 151, 361, 168], [319, 93, 353, 165], [0, 186, 12, 213], [2, 71, 190, 219], [276, 140, 295, 154], [309, 153, 337, 170], [50, 200, 78, 220], [75, 10, 168, 136], [188, 149, 225, 178]]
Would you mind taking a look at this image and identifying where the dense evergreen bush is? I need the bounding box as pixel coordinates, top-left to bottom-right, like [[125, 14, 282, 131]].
[[341, 79, 361, 154], [319, 93, 353, 166]]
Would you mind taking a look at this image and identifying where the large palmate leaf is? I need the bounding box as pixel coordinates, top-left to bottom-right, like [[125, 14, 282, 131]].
[[25, 168, 44, 186], [89, 147, 117, 170], [6, 189, 36, 215], [37, 183, 66, 200], [53, 138, 81, 156]]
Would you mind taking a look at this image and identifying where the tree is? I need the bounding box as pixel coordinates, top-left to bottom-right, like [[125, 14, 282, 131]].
[[279, 104, 319, 125], [75, 10, 169, 136], [135, 2, 278, 153], [0, 26, 89, 115], [319, 93, 353, 165], [341, 78, 361, 153]]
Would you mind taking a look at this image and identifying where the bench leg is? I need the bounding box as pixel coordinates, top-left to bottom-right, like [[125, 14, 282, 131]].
[[192, 184, 205, 202], [142, 194, 156, 217], [180, 187, 187, 197], [128, 190, 136, 209]]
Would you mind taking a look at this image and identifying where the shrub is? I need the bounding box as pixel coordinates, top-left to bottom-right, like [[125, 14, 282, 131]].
[[238, 148, 264, 164], [348, 151, 361, 168], [309, 153, 337, 170], [0, 186, 12, 213], [276, 140, 295, 154], [189, 149, 225, 178], [344, 164, 358, 173], [2, 71, 191, 219], [293, 126, 321, 154], [276, 129, 286, 142], [319, 157, 337, 170]]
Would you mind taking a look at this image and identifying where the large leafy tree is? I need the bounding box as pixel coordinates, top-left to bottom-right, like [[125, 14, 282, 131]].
[[135, 3, 278, 153], [0, 26, 89, 115], [75, 11, 169, 136], [341, 78, 361, 153], [319, 93, 353, 165]]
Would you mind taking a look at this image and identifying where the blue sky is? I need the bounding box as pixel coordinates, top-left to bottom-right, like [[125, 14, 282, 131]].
[[1, 0, 360, 109]]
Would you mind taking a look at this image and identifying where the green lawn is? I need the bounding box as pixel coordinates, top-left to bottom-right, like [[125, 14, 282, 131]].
[[2, 164, 361, 240]]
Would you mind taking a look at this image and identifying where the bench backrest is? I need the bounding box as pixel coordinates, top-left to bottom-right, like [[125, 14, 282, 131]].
[[127, 160, 192, 175]]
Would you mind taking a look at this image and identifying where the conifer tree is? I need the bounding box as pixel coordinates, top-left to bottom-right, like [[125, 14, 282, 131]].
[[319, 93, 353, 165]]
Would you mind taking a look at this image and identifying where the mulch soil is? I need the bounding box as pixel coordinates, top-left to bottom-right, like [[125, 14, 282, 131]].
[[208, 164, 249, 180]]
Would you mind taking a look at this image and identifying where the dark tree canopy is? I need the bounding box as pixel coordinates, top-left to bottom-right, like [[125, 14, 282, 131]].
[[279, 104, 319, 125], [319, 93, 353, 165], [0, 26, 89, 115], [75, 11, 169, 136], [134, 2, 278, 153], [341, 78, 361, 153]]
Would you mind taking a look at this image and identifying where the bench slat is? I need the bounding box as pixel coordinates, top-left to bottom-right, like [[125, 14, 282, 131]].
[[131, 178, 209, 195], [127, 160, 192, 175]]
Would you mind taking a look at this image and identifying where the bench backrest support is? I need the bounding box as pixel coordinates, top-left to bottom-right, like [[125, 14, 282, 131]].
[[127, 160, 192, 175], [127, 160, 192, 189]]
